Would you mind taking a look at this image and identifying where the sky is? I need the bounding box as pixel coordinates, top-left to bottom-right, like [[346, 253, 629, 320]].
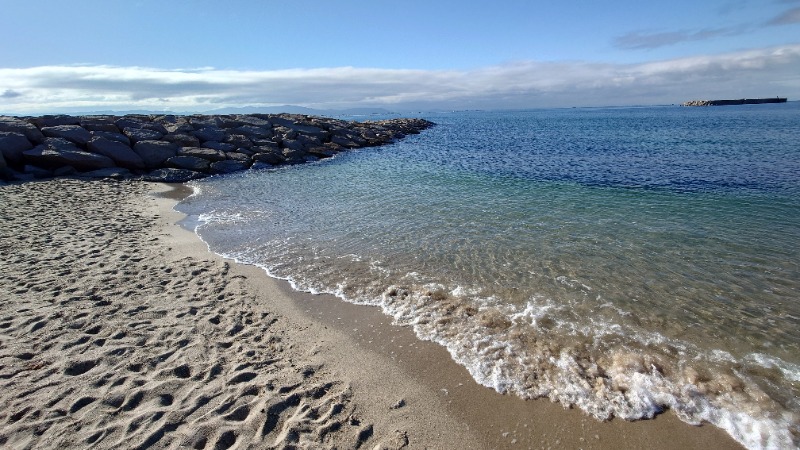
[[0, 0, 798, 113]]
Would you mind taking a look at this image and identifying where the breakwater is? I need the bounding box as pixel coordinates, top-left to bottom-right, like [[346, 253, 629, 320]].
[[682, 97, 787, 106], [0, 114, 434, 183]]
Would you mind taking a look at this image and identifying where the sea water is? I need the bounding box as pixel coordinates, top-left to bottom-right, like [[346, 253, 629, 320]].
[[177, 104, 800, 449]]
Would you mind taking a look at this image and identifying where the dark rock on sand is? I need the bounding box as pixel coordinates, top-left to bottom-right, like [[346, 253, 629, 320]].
[[87, 136, 146, 170], [166, 155, 211, 172], [177, 147, 226, 162], [40, 125, 93, 146], [142, 167, 205, 183], [133, 140, 178, 169], [23, 145, 115, 172], [210, 159, 250, 174], [0, 117, 46, 144], [0, 132, 35, 166]]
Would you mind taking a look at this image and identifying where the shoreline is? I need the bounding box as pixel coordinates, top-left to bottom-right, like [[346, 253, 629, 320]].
[[158, 182, 745, 449], [0, 177, 744, 449]]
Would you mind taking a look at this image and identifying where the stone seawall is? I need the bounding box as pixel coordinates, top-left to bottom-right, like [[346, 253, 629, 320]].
[[682, 97, 787, 106], [0, 114, 434, 183]]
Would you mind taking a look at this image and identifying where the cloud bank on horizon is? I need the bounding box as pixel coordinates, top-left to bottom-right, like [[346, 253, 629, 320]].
[[1, 44, 798, 114]]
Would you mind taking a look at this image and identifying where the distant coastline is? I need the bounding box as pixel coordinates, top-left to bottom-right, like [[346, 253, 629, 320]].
[[682, 97, 787, 106]]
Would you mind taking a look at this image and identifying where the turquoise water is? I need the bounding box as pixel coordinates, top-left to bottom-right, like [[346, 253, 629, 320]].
[[178, 104, 800, 449]]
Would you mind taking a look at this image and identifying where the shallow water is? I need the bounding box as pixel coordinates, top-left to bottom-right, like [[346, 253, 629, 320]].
[[178, 104, 800, 449]]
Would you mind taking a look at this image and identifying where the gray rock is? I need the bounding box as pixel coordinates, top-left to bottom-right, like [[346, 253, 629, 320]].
[[0, 131, 35, 166], [0, 117, 45, 144], [252, 151, 285, 165], [210, 159, 250, 174], [141, 168, 205, 183], [53, 166, 78, 177], [87, 136, 145, 170], [192, 127, 227, 142], [90, 130, 130, 145], [123, 127, 163, 144], [114, 116, 147, 130], [330, 135, 360, 148], [177, 147, 226, 161], [166, 155, 210, 172], [80, 118, 119, 132], [23, 164, 53, 179], [41, 125, 93, 146], [250, 161, 274, 171], [296, 134, 323, 147], [282, 148, 307, 163], [201, 141, 236, 152], [225, 134, 253, 148], [30, 115, 80, 128], [289, 124, 328, 140], [234, 125, 273, 138], [273, 126, 297, 141], [236, 115, 272, 127], [133, 140, 178, 169], [79, 167, 132, 179], [23, 145, 116, 171], [306, 146, 336, 158], [162, 133, 200, 147], [0, 147, 6, 170], [281, 139, 306, 152], [226, 152, 251, 162]]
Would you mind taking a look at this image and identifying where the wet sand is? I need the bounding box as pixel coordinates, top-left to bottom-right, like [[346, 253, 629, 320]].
[[0, 178, 744, 449]]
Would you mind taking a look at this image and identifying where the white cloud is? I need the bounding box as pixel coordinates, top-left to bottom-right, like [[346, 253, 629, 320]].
[[0, 44, 799, 114]]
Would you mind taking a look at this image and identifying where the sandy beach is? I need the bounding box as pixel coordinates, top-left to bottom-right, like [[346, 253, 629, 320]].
[[0, 178, 744, 449]]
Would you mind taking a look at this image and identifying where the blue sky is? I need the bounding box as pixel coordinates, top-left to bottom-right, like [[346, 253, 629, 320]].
[[0, 0, 798, 113]]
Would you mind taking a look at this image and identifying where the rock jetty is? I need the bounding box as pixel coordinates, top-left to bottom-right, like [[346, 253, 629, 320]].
[[682, 97, 787, 106], [0, 114, 434, 183]]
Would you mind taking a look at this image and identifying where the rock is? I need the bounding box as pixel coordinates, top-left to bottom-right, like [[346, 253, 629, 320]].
[[0, 117, 45, 144], [236, 115, 272, 127], [166, 155, 211, 172], [40, 125, 93, 146], [210, 159, 250, 174], [390, 398, 406, 409], [123, 127, 163, 144], [281, 148, 307, 163], [87, 136, 145, 170], [281, 139, 306, 152], [234, 125, 273, 138], [289, 124, 328, 140], [80, 117, 119, 132], [162, 133, 200, 147], [23, 164, 53, 179], [226, 152, 251, 162], [53, 166, 78, 177], [192, 127, 227, 142], [307, 146, 336, 158], [252, 151, 285, 165], [0, 131, 35, 166], [132, 140, 178, 169], [22, 145, 116, 171], [79, 167, 132, 179], [250, 161, 274, 171], [224, 134, 253, 148], [331, 135, 361, 148], [141, 168, 206, 183], [201, 141, 236, 152], [177, 147, 226, 162], [30, 115, 80, 128], [91, 130, 130, 145]]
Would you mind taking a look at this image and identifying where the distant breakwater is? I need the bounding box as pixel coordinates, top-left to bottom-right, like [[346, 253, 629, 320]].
[[0, 114, 434, 183], [682, 97, 787, 106]]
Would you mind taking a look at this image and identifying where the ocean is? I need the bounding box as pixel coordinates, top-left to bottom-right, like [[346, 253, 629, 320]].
[[176, 104, 800, 449]]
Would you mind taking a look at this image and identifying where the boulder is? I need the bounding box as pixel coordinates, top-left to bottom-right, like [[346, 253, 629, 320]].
[[123, 127, 163, 144], [0, 117, 45, 144], [133, 140, 178, 169], [53, 166, 78, 177], [226, 152, 251, 162], [30, 115, 80, 128], [0, 131, 35, 166], [87, 136, 145, 170], [289, 124, 328, 140], [79, 167, 132, 179], [250, 161, 274, 171], [166, 155, 210, 172], [281, 148, 307, 163], [23, 145, 116, 171], [162, 133, 200, 147], [234, 125, 273, 138], [281, 139, 306, 152], [192, 127, 227, 142], [201, 141, 236, 152], [252, 151, 285, 165], [177, 147, 226, 161], [23, 164, 53, 179], [236, 115, 272, 127], [40, 125, 93, 146], [91, 130, 130, 145], [210, 160, 250, 174], [306, 146, 336, 158], [80, 118, 119, 132], [224, 134, 253, 148], [141, 168, 206, 183]]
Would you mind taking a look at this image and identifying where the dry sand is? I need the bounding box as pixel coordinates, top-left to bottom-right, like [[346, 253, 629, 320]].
[[0, 178, 744, 449]]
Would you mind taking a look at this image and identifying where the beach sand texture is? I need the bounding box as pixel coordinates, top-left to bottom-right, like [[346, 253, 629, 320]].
[[0, 179, 743, 449]]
